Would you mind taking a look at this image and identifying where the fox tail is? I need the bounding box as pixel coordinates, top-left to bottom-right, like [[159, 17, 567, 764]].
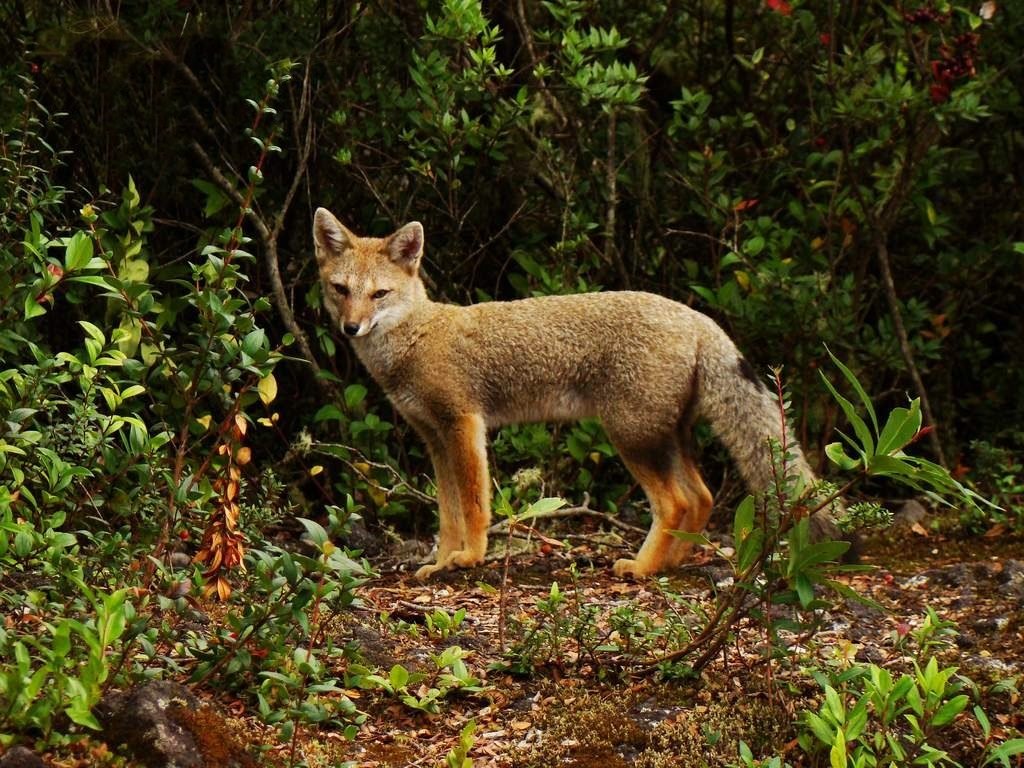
[[696, 325, 845, 544]]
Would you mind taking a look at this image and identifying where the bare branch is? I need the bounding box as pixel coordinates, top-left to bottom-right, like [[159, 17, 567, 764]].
[[488, 504, 647, 537]]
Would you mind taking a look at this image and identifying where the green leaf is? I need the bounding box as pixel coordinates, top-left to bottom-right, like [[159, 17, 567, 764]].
[[521, 497, 567, 520], [24, 293, 47, 320], [737, 528, 765, 572], [242, 328, 266, 357], [314, 404, 346, 423], [121, 258, 149, 282], [64, 231, 94, 271], [344, 383, 368, 410], [795, 572, 815, 607], [930, 694, 968, 727], [67, 275, 116, 289], [121, 384, 146, 400], [876, 400, 922, 456], [670, 530, 711, 547], [66, 703, 102, 731], [866, 454, 918, 478], [830, 726, 848, 768], [690, 284, 718, 306], [824, 686, 845, 724], [819, 370, 874, 458], [983, 738, 1024, 767], [825, 442, 862, 471], [389, 664, 410, 690], [974, 705, 991, 740], [297, 517, 329, 547], [793, 540, 851, 571], [733, 495, 755, 543]]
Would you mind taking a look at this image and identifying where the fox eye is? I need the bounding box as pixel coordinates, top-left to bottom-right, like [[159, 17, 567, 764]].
[[331, 282, 349, 297], [371, 289, 391, 300]]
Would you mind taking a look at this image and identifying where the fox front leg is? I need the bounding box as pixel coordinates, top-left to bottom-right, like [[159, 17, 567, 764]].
[[415, 414, 492, 580]]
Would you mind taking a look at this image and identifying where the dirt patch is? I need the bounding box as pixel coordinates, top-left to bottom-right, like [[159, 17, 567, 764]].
[[330, 531, 1024, 766]]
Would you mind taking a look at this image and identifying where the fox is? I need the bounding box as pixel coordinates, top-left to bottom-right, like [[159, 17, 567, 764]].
[[313, 207, 839, 580]]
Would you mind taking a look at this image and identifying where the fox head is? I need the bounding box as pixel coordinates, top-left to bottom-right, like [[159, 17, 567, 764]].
[[313, 208, 427, 339]]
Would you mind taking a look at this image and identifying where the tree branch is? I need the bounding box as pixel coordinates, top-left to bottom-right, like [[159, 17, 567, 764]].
[[189, 139, 331, 395]]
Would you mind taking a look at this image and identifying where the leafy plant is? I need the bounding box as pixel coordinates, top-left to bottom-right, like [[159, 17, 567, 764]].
[[802, 654, 1024, 767], [425, 607, 468, 640], [350, 645, 486, 715], [445, 719, 477, 768]]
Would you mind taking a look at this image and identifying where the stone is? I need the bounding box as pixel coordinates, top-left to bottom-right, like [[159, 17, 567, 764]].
[[0, 746, 45, 768], [892, 499, 928, 527], [98, 680, 256, 768]]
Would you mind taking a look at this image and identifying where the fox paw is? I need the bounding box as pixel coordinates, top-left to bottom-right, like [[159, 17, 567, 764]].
[[612, 557, 651, 579], [450, 549, 485, 569], [415, 549, 484, 580]]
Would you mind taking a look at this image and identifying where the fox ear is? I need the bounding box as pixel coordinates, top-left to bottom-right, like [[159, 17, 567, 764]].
[[313, 207, 355, 260], [388, 222, 424, 273]]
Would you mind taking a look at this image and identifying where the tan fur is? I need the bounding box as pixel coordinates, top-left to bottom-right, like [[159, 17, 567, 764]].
[[313, 208, 830, 579]]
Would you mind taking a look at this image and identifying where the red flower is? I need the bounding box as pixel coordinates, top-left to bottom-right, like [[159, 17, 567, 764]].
[[819, 32, 831, 45], [930, 83, 950, 104], [766, 0, 793, 15]]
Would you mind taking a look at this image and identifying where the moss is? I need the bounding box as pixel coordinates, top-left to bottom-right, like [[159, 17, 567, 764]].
[[169, 704, 257, 768], [510, 687, 793, 768]]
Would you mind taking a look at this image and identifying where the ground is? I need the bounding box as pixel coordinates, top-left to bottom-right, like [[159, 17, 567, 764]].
[[303, 526, 1024, 767], [22, 523, 1024, 768]]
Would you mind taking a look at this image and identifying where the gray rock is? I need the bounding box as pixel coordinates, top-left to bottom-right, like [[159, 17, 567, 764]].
[[98, 680, 254, 768], [169, 551, 193, 569], [99, 681, 203, 768], [0, 746, 45, 768], [893, 499, 928, 527]]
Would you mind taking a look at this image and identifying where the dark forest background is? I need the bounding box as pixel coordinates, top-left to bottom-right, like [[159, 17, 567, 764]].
[[3, 0, 1024, 551], [3, 0, 1024, 759]]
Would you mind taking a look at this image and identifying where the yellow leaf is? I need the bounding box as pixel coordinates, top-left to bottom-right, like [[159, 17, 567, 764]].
[[216, 577, 232, 601], [367, 486, 387, 507], [234, 413, 248, 436], [810, 237, 825, 251], [235, 446, 252, 465], [353, 462, 370, 476], [735, 270, 750, 292], [258, 373, 278, 406], [196, 415, 212, 431], [309, 465, 324, 477]]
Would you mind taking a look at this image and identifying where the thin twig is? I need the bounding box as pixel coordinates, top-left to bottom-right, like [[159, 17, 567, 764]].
[[513, 0, 568, 128], [604, 108, 630, 287], [487, 505, 647, 536]]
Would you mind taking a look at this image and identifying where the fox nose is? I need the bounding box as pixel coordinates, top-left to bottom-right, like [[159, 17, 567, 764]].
[[343, 322, 361, 337]]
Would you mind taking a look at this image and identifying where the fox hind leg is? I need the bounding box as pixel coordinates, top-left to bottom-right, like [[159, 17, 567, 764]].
[[665, 454, 714, 568], [609, 424, 715, 577], [610, 434, 691, 578]]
